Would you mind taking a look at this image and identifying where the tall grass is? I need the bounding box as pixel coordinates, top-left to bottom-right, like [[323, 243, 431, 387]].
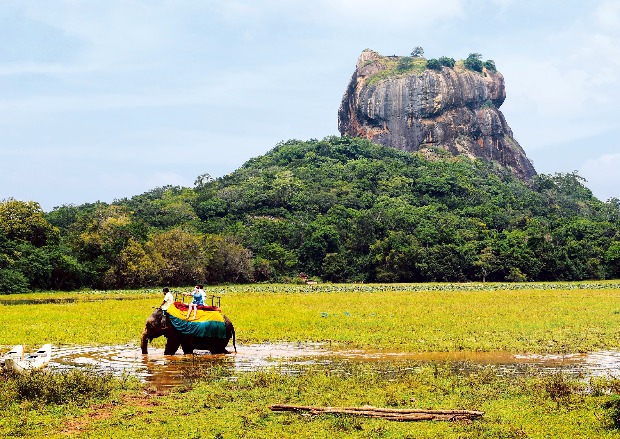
[[224, 284, 620, 353], [1, 369, 138, 407], [2, 282, 620, 353], [0, 369, 140, 438], [2, 283, 620, 437], [6, 362, 617, 438]]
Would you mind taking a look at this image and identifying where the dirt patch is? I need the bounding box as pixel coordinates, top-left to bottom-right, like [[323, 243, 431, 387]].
[[61, 391, 163, 435], [62, 403, 114, 435]]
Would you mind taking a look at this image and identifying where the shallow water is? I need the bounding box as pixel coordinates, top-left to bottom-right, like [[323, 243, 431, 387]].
[[37, 343, 620, 389]]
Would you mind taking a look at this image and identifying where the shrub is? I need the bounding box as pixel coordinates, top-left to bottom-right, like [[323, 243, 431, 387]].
[[0, 268, 30, 294], [464, 53, 483, 72], [506, 267, 527, 282], [396, 57, 413, 71], [604, 395, 620, 429], [537, 372, 581, 407], [484, 60, 497, 71], [10, 369, 137, 406], [439, 56, 455, 68], [426, 59, 442, 70]]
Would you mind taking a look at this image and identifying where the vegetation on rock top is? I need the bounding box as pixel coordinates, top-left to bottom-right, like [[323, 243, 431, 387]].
[[364, 48, 496, 85]]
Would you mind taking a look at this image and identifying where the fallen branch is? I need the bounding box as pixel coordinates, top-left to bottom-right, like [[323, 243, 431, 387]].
[[269, 404, 484, 422]]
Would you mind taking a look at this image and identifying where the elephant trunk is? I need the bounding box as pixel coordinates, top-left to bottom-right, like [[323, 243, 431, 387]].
[[140, 329, 150, 354]]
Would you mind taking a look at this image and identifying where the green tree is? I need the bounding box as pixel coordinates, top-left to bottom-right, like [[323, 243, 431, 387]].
[[117, 239, 162, 287], [483, 59, 497, 71], [0, 268, 29, 294], [29, 135, 620, 287], [606, 242, 620, 277], [0, 199, 59, 246], [426, 59, 442, 70], [259, 243, 297, 277], [298, 223, 340, 276], [475, 246, 497, 282], [438, 56, 455, 68], [149, 228, 207, 286], [14, 242, 53, 289], [67, 204, 147, 287], [115, 186, 198, 229], [410, 46, 424, 57], [369, 231, 421, 282], [418, 244, 467, 281], [47, 245, 84, 290], [464, 53, 483, 72], [203, 235, 254, 283]]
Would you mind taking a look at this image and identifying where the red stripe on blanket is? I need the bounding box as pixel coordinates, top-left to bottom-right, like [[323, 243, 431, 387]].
[[173, 302, 221, 312]]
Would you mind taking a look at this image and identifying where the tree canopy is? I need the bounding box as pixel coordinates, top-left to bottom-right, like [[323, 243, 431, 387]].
[[1, 136, 619, 292]]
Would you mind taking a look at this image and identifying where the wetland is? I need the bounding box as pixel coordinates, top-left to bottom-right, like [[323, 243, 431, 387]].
[[3, 282, 620, 438]]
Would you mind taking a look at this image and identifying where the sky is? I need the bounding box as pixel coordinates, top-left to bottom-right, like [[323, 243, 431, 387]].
[[1, 0, 619, 211]]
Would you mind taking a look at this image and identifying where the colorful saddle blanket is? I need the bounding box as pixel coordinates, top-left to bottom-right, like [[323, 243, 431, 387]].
[[166, 302, 227, 339]]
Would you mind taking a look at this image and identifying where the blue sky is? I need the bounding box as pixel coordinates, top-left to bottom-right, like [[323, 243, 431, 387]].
[[1, 0, 619, 211]]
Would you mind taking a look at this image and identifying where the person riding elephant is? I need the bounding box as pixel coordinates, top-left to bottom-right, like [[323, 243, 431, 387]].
[[141, 304, 235, 355]]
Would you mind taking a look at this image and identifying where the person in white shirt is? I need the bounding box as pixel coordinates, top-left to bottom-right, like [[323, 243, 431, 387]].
[[160, 287, 175, 328], [160, 287, 174, 314]]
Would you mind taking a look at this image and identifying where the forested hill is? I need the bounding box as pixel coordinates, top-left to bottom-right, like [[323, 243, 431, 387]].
[[2, 136, 620, 293], [190, 136, 619, 283]]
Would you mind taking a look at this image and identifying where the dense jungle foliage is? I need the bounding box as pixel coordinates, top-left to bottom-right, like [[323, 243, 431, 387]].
[[2, 136, 620, 293]]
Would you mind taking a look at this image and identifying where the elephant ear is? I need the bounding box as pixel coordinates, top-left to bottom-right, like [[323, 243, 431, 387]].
[[156, 309, 166, 325], [149, 308, 165, 326]]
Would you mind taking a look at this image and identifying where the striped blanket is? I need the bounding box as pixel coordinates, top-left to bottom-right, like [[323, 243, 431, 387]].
[[166, 302, 227, 339]]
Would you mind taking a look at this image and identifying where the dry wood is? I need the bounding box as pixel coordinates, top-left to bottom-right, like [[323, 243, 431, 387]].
[[269, 404, 483, 422]]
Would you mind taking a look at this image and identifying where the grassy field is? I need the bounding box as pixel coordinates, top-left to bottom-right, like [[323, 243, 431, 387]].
[[2, 281, 620, 353], [3, 282, 620, 438], [3, 360, 620, 438]]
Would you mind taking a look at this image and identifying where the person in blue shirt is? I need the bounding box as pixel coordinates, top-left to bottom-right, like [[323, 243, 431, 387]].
[[183, 286, 203, 320]]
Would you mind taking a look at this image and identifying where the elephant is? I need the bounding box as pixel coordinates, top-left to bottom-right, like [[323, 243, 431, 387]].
[[141, 307, 236, 355]]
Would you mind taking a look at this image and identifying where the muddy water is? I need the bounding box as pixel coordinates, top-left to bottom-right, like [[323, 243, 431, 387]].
[[41, 344, 620, 389], [48, 343, 329, 388]]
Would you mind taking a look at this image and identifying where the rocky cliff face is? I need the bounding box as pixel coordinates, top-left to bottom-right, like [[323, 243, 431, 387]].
[[338, 49, 536, 180]]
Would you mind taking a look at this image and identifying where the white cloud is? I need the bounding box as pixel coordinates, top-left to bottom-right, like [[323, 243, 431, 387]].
[[496, 1, 620, 158], [317, 0, 465, 25], [2, 0, 620, 208], [21, 0, 177, 65], [204, 0, 466, 31], [595, 0, 620, 30], [504, 59, 589, 116], [579, 153, 620, 201]]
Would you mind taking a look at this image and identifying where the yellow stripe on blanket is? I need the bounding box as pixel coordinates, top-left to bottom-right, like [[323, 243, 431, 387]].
[[167, 303, 225, 323]]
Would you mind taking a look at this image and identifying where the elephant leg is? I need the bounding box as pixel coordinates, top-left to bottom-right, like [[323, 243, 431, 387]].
[[180, 336, 194, 355], [164, 338, 181, 355], [164, 329, 181, 355], [208, 338, 229, 354]]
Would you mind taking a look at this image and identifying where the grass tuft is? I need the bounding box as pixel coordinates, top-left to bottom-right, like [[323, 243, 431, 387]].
[[1, 369, 139, 407]]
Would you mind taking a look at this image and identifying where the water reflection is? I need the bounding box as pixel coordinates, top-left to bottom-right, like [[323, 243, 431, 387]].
[[48, 343, 328, 388], [43, 344, 620, 389]]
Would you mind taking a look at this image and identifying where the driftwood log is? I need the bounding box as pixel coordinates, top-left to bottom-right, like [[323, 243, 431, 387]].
[[269, 404, 484, 422]]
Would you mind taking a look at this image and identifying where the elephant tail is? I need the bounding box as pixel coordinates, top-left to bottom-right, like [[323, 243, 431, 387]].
[[232, 327, 237, 353]]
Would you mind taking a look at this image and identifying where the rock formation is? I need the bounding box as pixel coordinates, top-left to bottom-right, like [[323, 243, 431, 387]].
[[338, 49, 536, 180]]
